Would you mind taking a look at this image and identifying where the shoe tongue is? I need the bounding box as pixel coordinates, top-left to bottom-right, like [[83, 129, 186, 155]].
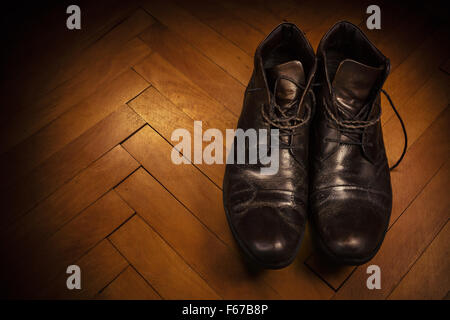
[[332, 59, 383, 117], [267, 60, 305, 108]]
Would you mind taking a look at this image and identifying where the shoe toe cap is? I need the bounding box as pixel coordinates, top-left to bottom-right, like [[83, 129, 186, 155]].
[[313, 190, 390, 264], [324, 228, 378, 262], [234, 206, 305, 268]]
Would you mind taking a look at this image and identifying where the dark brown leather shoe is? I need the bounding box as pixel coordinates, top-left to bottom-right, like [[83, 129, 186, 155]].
[[310, 21, 398, 265], [223, 23, 316, 269]]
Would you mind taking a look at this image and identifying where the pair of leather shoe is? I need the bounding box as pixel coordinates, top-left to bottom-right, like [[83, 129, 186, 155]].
[[223, 21, 406, 268]]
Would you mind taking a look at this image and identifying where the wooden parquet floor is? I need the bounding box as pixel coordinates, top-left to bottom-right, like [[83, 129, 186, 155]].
[[1, 0, 449, 299]]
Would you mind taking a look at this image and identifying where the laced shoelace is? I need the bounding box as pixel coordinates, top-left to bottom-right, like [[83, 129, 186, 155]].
[[260, 76, 316, 149], [323, 88, 407, 170]]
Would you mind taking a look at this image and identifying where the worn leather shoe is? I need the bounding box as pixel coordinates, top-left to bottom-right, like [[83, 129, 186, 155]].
[[223, 23, 316, 269], [310, 21, 396, 265]]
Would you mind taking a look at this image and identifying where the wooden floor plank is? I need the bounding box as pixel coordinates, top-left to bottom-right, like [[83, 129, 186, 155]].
[[132, 53, 238, 189], [264, 0, 313, 22], [217, 0, 284, 35], [333, 158, 450, 299], [367, 7, 435, 73], [280, 0, 337, 31], [134, 53, 237, 131], [380, 26, 450, 125], [127, 87, 224, 187], [4, 191, 134, 298], [174, 0, 265, 56], [1, 145, 139, 259], [305, 253, 355, 291], [121, 125, 333, 299], [2, 104, 146, 225], [356, 0, 404, 48], [142, 0, 253, 85], [389, 221, 450, 300], [3, 1, 448, 300], [138, 22, 245, 116], [97, 266, 161, 300], [1, 69, 149, 189], [384, 71, 450, 166], [122, 125, 232, 245], [44, 9, 153, 98], [260, 251, 334, 299], [3, 1, 141, 110], [0, 33, 152, 155], [109, 215, 221, 299], [115, 168, 280, 299], [272, 0, 361, 38], [39, 239, 129, 299], [388, 107, 450, 225], [305, 1, 365, 49]]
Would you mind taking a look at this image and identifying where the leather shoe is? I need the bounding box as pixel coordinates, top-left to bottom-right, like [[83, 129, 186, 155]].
[[223, 23, 316, 269], [310, 21, 394, 265]]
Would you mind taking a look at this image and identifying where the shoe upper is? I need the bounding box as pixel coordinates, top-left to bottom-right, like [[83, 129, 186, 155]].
[[311, 21, 392, 264], [223, 23, 316, 268]]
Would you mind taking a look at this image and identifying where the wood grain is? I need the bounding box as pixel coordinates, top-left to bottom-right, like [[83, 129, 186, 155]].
[[1, 145, 139, 258], [217, 0, 283, 35], [305, 1, 365, 49], [389, 107, 450, 226], [115, 168, 279, 299], [2, 104, 145, 225], [2, 1, 142, 111], [1, 11, 154, 154], [2, 2, 448, 300], [367, 6, 435, 72], [1, 69, 148, 194], [109, 215, 221, 299], [97, 266, 161, 300], [40, 239, 128, 299], [380, 26, 450, 125], [127, 87, 224, 186], [122, 125, 232, 245], [4, 190, 134, 298], [134, 53, 237, 131], [133, 52, 235, 187], [389, 221, 450, 300], [384, 71, 450, 166], [174, 0, 265, 56], [48, 9, 153, 95], [139, 22, 245, 116], [142, 0, 253, 85]]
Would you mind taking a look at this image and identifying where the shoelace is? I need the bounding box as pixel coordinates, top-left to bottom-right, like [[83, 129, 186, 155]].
[[323, 89, 407, 170], [260, 76, 316, 150]]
